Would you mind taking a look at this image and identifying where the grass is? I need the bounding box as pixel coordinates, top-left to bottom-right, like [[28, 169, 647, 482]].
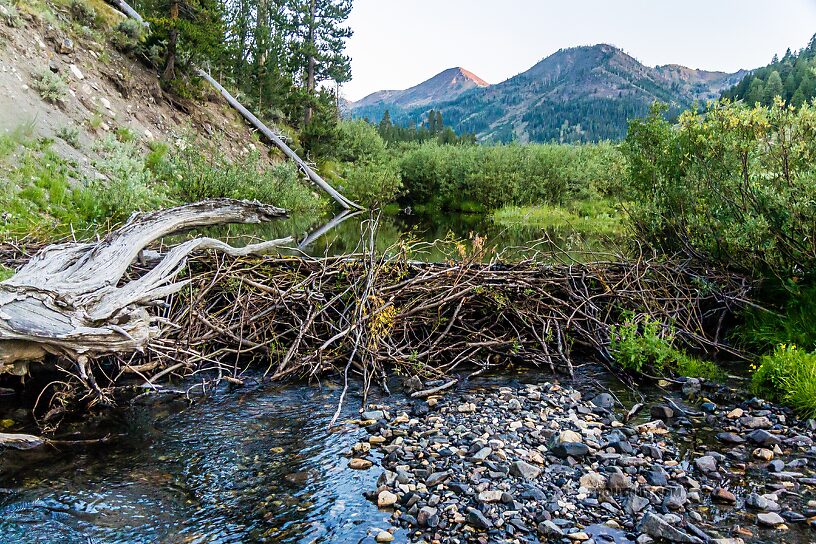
[[752, 345, 816, 418], [0, 128, 327, 241], [0, 265, 13, 281], [610, 313, 723, 380], [493, 199, 626, 236], [57, 125, 81, 148], [735, 283, 816, 353]]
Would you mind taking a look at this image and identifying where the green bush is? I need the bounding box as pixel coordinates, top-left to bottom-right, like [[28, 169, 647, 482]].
[[610, 313, 721, 379], [752, 345, 816, 418], [56, 125, 81, 148], [31, 69, 68, 103], [111, 18, 145, 52], [625, 99, 816, 280], [736, 284, 816, 353], [70, 0, 97, 27], [396, 140, 625, 210], [333, 120, 402, 207]]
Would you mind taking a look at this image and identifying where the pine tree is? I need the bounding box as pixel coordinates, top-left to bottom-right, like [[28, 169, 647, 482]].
[[765, 70, 784, 103]]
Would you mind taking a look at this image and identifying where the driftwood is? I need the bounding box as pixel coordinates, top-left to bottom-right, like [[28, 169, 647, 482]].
[[0, 199, 290, 371]]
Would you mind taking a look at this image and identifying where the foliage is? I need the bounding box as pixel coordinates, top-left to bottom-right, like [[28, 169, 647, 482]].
[[752, 345, 816, 418], [154, 134, 325, 213], [56, 125, 81, 148], [397, 140, 626, 210], [493, 199, 625, 236], [330, 120, 401, 206], [110, 18, 145, 52], [609, 313, 721, 379], [624, 99, 816, 281], [723, 33, 816, 107], [0, 0, 22, 27], [374, 109, 476, 145], [0, 264, 13, 281], [70, 0, 98, 27], [735, 284, 816, 353], [31, 69, 67, 103]]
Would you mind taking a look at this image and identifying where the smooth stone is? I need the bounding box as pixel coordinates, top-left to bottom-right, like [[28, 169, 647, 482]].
[[747, 429, 781, 446], [377, 490, 398, 507], [348, 458, 373, 470], [712, 487, 737, 504], [559, 429, 583, 443], [375, 530, 394, 542], [592, 393, 615, 409], [756, 512, 785, 526], [551, 442, 590, 459]]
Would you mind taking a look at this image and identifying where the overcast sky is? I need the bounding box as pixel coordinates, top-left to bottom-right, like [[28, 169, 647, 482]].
[[342, 0, 816, 101]]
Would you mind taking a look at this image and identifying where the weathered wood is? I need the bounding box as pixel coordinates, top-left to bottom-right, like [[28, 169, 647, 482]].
[[195, 69, 362, 211], [0, 199, 291, 369]]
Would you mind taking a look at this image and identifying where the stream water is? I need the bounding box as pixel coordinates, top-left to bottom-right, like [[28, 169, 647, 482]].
[[0, 367, 675, 543]]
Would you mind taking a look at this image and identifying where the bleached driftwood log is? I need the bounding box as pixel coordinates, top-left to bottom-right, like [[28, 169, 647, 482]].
[[0, 199, 292, 371]]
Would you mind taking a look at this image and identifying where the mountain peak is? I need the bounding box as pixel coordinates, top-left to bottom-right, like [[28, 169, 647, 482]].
[[352, 67, 489, 111]]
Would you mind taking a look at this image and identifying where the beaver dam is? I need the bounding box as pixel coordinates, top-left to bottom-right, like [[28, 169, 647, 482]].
[[0, 199, 750, 430]]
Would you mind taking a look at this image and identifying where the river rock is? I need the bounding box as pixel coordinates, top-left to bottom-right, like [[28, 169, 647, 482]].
[[348, 458, 372, 470], [650, 404, 674, 420], [757, 512, 785, 526], [752, 447, 774, 461], [375, 530, 394, 542], [713, 487, 736, 504], [638, 512, 703, 544], [747, 429, 781, 446], [551, 442, 589, 458], [467, 507, 493, 530], [694, 455, 718, 473], [591, 393, 615, 409], [478, 490, 503, 503], [377, 490, 398, 507], [510, 460, 541, 479], [559, 429, 583, 443]]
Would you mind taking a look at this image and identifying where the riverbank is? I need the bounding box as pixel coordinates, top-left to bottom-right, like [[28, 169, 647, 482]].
[[354, 373, 816, 543]]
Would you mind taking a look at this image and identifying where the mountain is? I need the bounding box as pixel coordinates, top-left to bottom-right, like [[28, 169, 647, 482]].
[[348, 67, 490, 122], [349, 44, 747, 143]]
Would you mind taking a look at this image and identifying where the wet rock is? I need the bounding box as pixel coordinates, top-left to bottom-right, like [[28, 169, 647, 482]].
[[747, 429, 781, 446], [716, 432, 745, 444], [756, 512, 785, 526], [638, 512, 703, 544], [375, 530, 394, 542], [712, 488, 737, 504], [361, 410, 385, 420], [348, 458, 373, 470], [694, 455, 718, 473], [682, 378, 702, 397], [377, 490, 397, 508]]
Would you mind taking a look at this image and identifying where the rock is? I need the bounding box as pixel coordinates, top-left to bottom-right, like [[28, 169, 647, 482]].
[[713, 487, 737, 504], [510, 460, 542, 479], [682, 378, 702, 397], [57, 38, 74, 55], [716, 432, 746, 444], [626, 495, 650, 515], [694, 455, 718, 473], [377, 490, 398, 508], [580, 471, 607, 490], [361, 410, 384, 420], [756, 512, 785, 526], [636, 420, 669, 435], [375, 530, 394, 542], [638, 512, 703, 544], [69, 64, 84, 80], [539, 520, 564, 537], [650, 404, 674, 420], [559, 429, 583, 443], [752, 448, 774, 461], [425, 471, 450, 487], [550, 442, 589, 459], [608, 473, 633, 492], [742, 416, 772, 429], [457, 403, 476, 413], [507, 398, 522, 411], [746, 493, 779, 511], [591, 393, 615, 409], [472, 446, 492, 461], [348, 458, 373, 470], [747, 429, 781, 446], [467, 508, 493, 530], [478, 490, 503, 503], [48, 60, 60, 73], [726, 408, 744, 419], [567, 532, 590, 541], [417, 506, 438, 526], [666, 485, 689, 510], [645, 466, 669, 486]]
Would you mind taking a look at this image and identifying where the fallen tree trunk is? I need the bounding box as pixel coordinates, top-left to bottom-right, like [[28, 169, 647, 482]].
[[0, 199, 290, 371]]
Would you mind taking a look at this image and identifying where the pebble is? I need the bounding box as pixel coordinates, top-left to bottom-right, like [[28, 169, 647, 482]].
[[348, 458, 372, 470], [756, 512, 785, 526]]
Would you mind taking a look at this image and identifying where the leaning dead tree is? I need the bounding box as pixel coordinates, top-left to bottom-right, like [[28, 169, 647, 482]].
[[0, 200, 290, 374]]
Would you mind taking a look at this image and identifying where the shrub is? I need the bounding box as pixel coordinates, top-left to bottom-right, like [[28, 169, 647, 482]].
[[31, 69, 68, 103], [0, 0, 21, 27], [70, 0, 97, 27], [610, 313, 720, 379], [752, 345, 816, 418], [111, 18, 144, 52], [56, 125, 81, 148], [735, 284, 816, 353], [625, 99, 816, 280], [90, 136, 168, 223]]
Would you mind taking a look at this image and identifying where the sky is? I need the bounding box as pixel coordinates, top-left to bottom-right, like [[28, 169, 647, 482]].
[[342, 0, 816, 101]]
